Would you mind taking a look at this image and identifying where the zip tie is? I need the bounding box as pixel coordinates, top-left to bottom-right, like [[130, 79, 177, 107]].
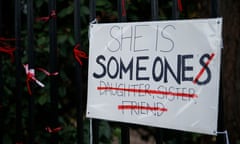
[[73, 43, 88, 65], [90, 18, 98, 24], [217, 130, 230, 144], [89, 19, 98, 39], [90, 119, 93, 144], [36, 10, 57, 22]]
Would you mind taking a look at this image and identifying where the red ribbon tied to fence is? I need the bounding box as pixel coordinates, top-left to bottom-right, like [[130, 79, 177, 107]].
[[0, 37, 17, 41], [23, 64, 59, 95], [45, 126, 63, 133], [121, 0, 126, 17], [73, 43, 88, 65], [0, 45, 16, 62], [36, 10, 57, 22], [178, 0, 183, 12], [0, 37, 17, 62]]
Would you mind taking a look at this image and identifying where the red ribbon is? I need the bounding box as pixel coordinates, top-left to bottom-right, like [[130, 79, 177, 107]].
[[45, 126, 63, 133], [0, 46, 16, 62], [121, 0, 126, 17], [73, 44, 88, 65], [24, 64, 58, 95], [178, 0, 183, 12], [36, 10, 57, 22], [36, 67, 59, 76], [0, 37, 17, 62], [0, 37, 16, 41]]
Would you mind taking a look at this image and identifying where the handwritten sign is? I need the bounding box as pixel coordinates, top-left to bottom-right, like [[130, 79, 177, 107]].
[[86, 18, 222, 135]]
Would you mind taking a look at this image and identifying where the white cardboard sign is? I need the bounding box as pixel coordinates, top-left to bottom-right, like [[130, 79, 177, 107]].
[[87, 18, 222, 135]]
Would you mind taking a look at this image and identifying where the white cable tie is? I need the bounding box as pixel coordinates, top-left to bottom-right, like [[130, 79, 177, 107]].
[[29, 68, 45, 88], [35, 79, 45, 87], [90, 18, 98, 24], [90, 119, 93, 144], [217, 130, 230, 144]]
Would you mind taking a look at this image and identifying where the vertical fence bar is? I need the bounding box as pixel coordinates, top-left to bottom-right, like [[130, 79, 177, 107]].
[[150, 1, 164, 144], [15, 0, 23, 143], [151, 0, 159, 20], [119, 123, 129, 144], [89, 0, 96, 22], [172, 0, 179, 19], [216, 73, 224, 144], [0, 63, 2, 144], [74, 0, 84, 143], [0, 64, 2, 144], [92, 119, 99, 144], [117, 1, 130, 144], [211, 0, 219, 18], [27, 0, 35, 143], [89, 1, 99, 144], [49, 0, 59, 143], [0, 0, 3, 143]]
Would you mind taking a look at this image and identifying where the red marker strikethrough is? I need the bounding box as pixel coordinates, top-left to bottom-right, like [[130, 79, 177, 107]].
[[193, 53, 215, 84], [97, 87, 197, 98], [118, 105, 168, 112]]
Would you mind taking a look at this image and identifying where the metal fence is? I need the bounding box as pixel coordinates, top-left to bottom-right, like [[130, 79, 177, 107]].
[[0, 0, 223, 144]]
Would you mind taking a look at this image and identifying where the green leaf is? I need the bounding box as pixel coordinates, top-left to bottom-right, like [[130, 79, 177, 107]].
[[58, 34, 68, 44], [58, 6, 74, 18], [67, 35, 75, 45], [81, 6, 89, 15], [99, 121, 111, 143], [37, 36, 48, 46], [96, 1, 108, 6], [35, 0, 45, 8], [59, 86, 66, 97], [38, 95, 49, 105]]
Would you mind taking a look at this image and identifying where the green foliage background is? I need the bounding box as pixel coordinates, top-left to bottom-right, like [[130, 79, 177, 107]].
[[0, 0, 221, 143]]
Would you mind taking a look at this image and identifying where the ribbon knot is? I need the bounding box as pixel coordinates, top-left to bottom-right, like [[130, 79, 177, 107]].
[[24, 64, 58, 95], [24, 64, 44, 95], [50, 10, 57, 18], [36, 10, 57, 22], [73, 44, 88, 65]]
